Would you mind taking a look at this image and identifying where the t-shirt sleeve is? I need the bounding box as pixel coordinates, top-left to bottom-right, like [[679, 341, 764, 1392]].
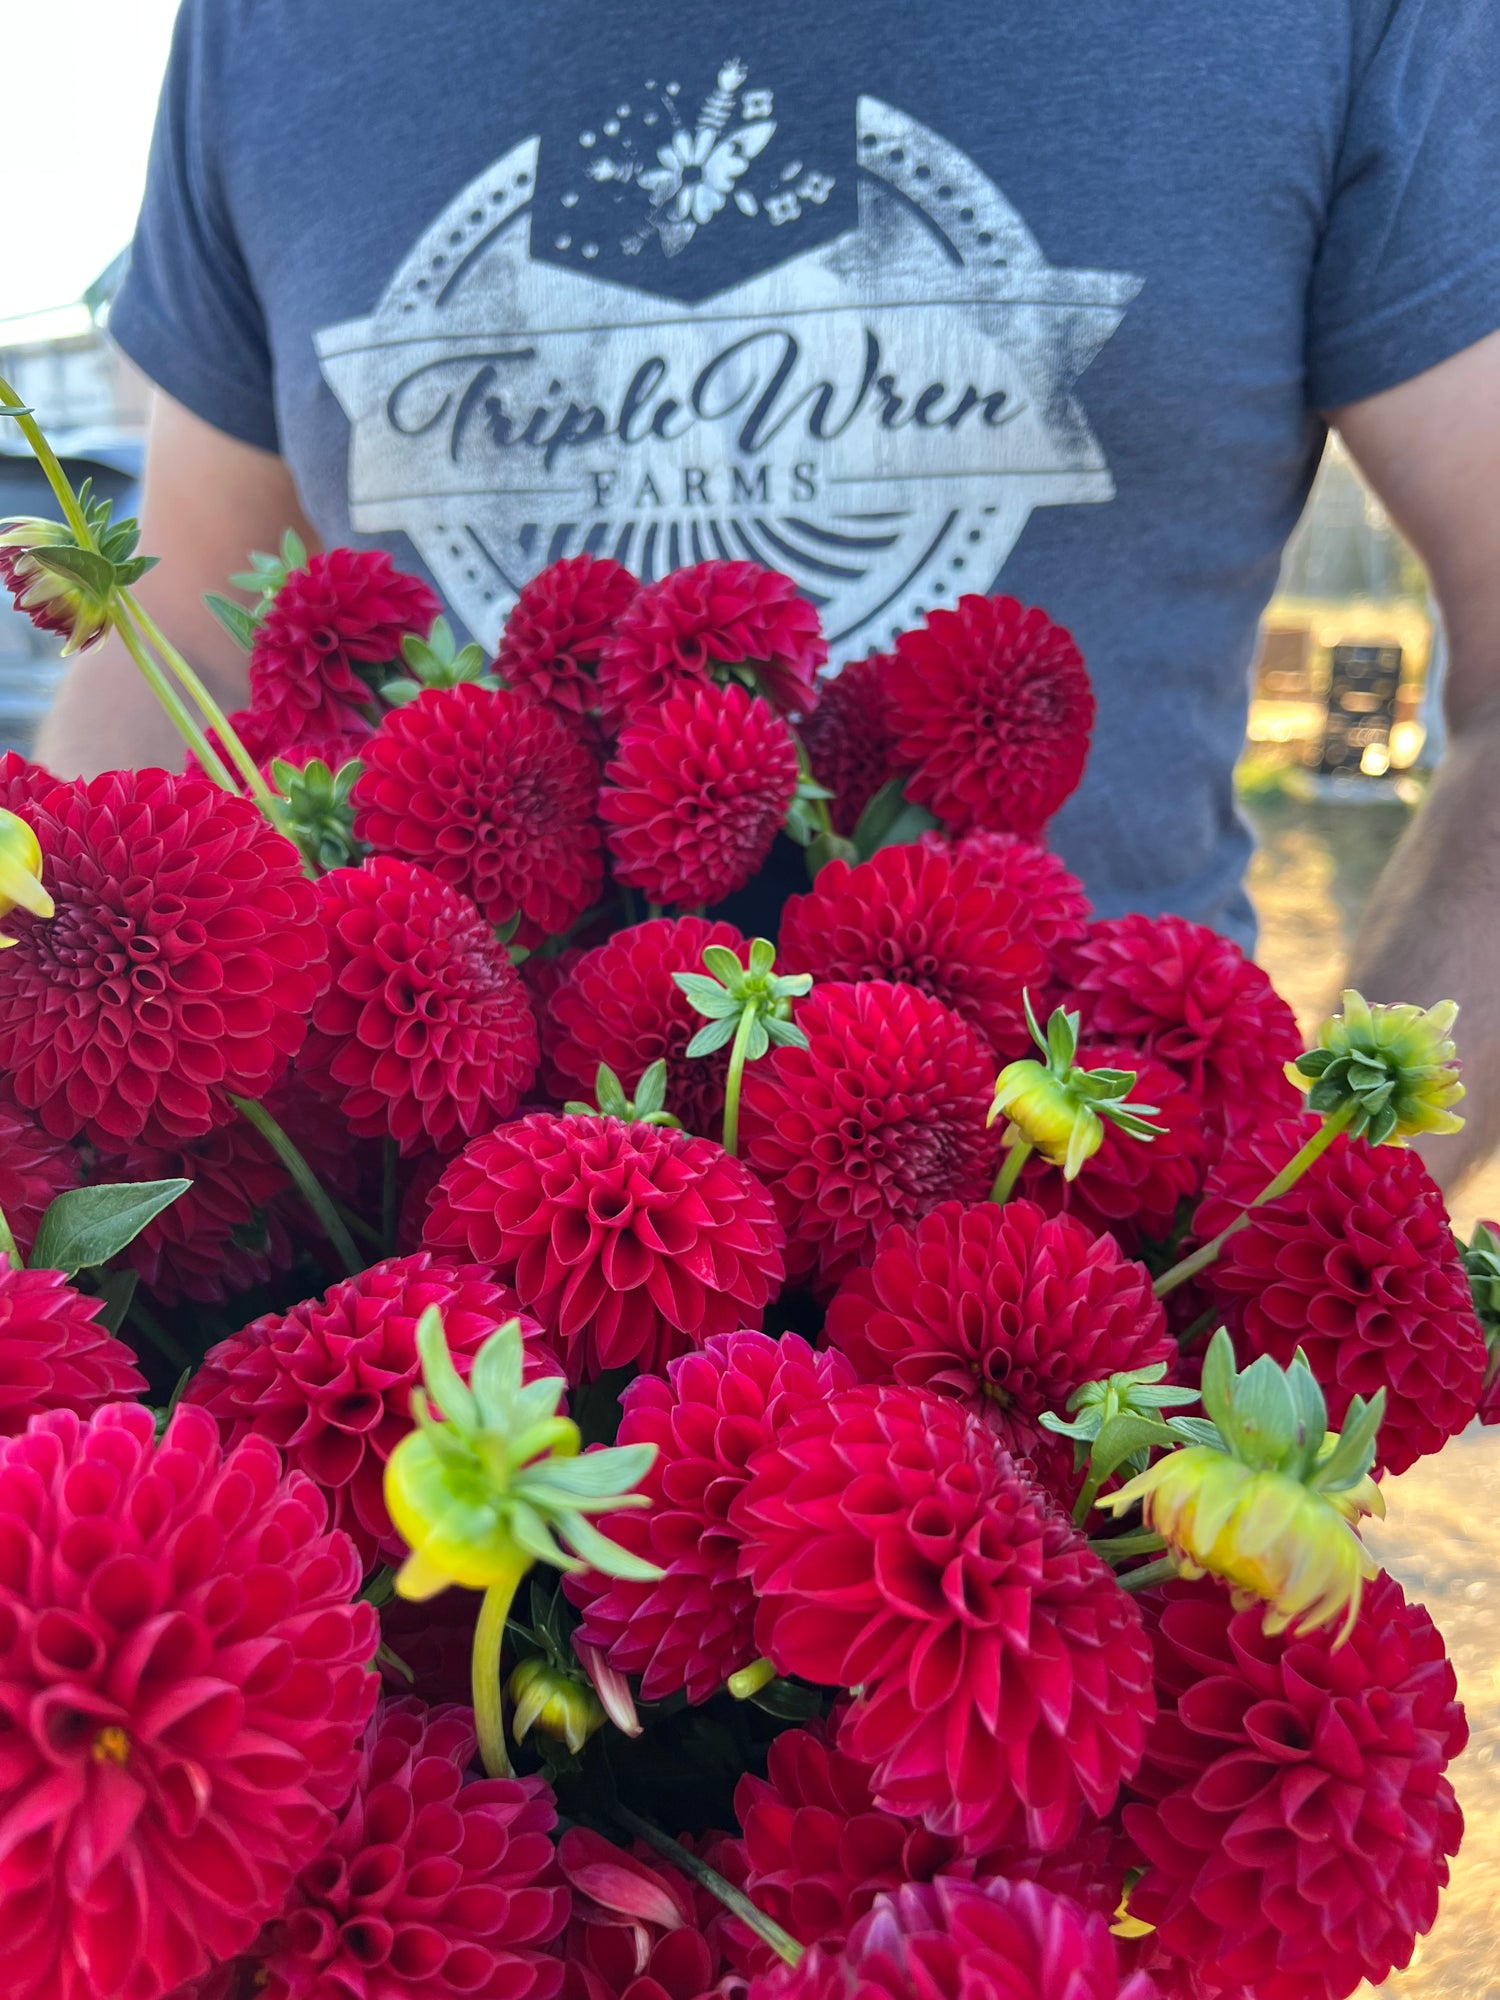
[[1307, 0, 1500, 411], [108, 0, 279, 452]]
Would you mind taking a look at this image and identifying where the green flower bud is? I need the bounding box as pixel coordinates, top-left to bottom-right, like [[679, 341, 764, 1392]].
[[1294, 989, 1463, 1145]]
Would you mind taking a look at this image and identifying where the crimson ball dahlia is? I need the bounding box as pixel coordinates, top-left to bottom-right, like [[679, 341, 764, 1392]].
[[249, 1698, 567, 2000], [423, 1113, 785, 1380], [557, 1825, 733, 2000], [885, 596, 1095, 838], [597, 559, 826, 729], [0, 1081, 78, 1260], [1058, 914, 1303, 1145], [932, 830, 1093, 952], [564, 1330, 856, 1702], [541, 915, 749, 1136], [600, 681, 799, 910], [299, 858, 539, 1155], [249, 547, 440, 738], [737, 980, 999, 1298], [733, 1383, 1155, 1850], [1191, 1116, 1486, 1475], [495, 553, 639, 734], [0, 769, 328, 1146], [778, 842, 1050, 1062], [0, 1255, 145, 1434], [0, 747, 57, 816], [188, 1252, 553, 1570], [194, 708, 374, 784], [352, 684, 604, 947], [1123, 1574, 1466, 2000], [799, 653, 901, 837], [0, 1401, 378, 2000]]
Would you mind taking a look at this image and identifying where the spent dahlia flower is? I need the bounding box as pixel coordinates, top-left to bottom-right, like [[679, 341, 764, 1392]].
[[733, 1383, 1155, 1851], [737, 980, 1000, 1297], [495, 553, 639, 735], [885, 595, 1095, 838], [247, 1699, 567, 2000], [1123, 1575, 1467, 2000], [600, 681, 800, 910], [564, 1330, 856, 1702], [799, 653, 901, 837], [0, 1254, 146, 1433], [0, 1080, 78, 1260], [597, 559, 826, 729], [1192, 1116, 1486, 1475], [932, 830, 1093, 952], [0, 770, 328, 1146], [557, 1825, 733, 2000], [352, 683, 605, 946], [249, 547, 440, 738], [0, 1401, 378, 2000], [299, 857, 539, 1155], [423, 1113, 786, 1380]]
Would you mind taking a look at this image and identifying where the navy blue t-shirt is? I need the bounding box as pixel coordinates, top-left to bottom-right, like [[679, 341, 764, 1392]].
[[111, 0, 1500, 938]]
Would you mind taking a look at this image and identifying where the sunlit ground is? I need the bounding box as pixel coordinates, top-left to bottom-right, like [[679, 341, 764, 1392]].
[[1248, 792, 1500, 2000]]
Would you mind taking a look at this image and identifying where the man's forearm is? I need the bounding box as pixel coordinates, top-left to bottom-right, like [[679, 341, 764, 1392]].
[[34, 628, 221, 778]]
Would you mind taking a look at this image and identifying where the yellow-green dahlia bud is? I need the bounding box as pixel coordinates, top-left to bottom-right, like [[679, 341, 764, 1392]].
[[507, 1656, 607, 1754], [988, 996, 1163, 1181], [0, 516, 127, 655], [0, 806, 54, 944], [1293, 989, 1463, 1145]]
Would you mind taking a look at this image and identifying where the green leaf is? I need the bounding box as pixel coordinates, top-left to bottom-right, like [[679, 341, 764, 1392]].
[[633, 1060, 668, 1119], [30, 543, 117, 600], [30, 1180, 193, 1278], [748, 1677, 826, 1720], [744, 1017, 771, 1062], [416, 1306, 479, 1429], [765, 1016, 809, 1051], [850, 776, 911, 858], [1166, 1415, 1226, 1450], [595, 1066, 631, 1120], [673, 973, 739, 1017], [378, 676, 425, 706], [685, 1016, 738, 1058], [203, 593, 259, 651], [282, 527, 307, 570], [702, 945, 746, 987], [1089, 1410, 1180, 1487], [1199, 1327, 1237, 1428], [748, 937, 776, 979]]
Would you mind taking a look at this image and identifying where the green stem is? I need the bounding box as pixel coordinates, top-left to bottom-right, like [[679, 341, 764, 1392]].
[[473, 1568, 527, 1777], [231, 1094, 363, 1276], [1072, 1460, 1107, 1529], [108, 605, 240, 791], [646, 902, 665, 921], [990, 1136, 1034, 1205], [0, 377, 93, 543], [611, 1805, 804, 1968], [0, 1199, 20, 1268], [1153, 1105, 1356, 1298], [721, 1005, 759, 1158], [382, 1138, 399, 1258], [336, 1201, 387, 1253], [126, 1297, 193, 1373], [1089, 1529, 1168, 1562], [1116, 1555, 1181, 1594]]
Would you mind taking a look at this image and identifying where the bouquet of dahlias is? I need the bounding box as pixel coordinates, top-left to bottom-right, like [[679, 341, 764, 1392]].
[[0, 378, 1490, 2000]]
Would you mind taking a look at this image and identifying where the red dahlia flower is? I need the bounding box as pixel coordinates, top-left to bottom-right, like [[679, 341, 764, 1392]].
[[1123, 1574, 1466, 2000], [299, 858, 539, 1156], [886, 596, 1095, 838], [737, 980, 1000, 1298], [249, 1699, 567, 2000], [930, 829, 1093, 952], [557, 1825, 733, 2000], [0, 1255, 145, 1433], [564, 1330, 856, 1702], [597, 559, 826, 730], [799, 654, 901, 837], [1191, 1116, 1486, 1475], [600, 681, 800, 910], [353, 683, 605, 946], [1058, 914, 1303, 1146], [0, 1401, 377, 2000], [249, 547, 440, 739], [746, 1877, 1154, 2000], [541, 915, 749, 1136], [0, 770, 327, 1146], [733, 1383, 1155, 1851], [495, 553, 639, 736], [194, 708, 374, 784], [0, 747, 57, 816], [778, 842, 1050, 1062], [423, 1113, 785, 1380], [188, 1252, 553, 1570], [0, 1082, 78, 1260]]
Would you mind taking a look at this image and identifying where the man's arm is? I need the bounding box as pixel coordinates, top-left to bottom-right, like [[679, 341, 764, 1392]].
[[35, 389, 319, 778], [1333, 327, 1500, 1189]]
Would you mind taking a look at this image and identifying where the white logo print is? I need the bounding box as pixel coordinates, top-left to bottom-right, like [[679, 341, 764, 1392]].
[[316, 86, 1141, 654]]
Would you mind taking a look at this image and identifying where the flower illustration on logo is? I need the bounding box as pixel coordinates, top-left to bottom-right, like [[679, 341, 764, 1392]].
[[627, 61, 777, 255]]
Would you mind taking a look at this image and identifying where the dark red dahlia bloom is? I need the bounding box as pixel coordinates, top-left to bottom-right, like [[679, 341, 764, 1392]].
[[0, 1401, 378, 2000], [597, 560, 826, 730], [188, 1252, 553, 1570], [779, 843, 1050, 1062], [930, 830, 1093, 953], [249, 1699, 567, 2000], [299, 858, 539, 1156], [541, 915, 749, 1136], [823, 1200, 1170, 1465], [1191, 1116, 1486, 1475], [0, 747, 58, 815], [733, 1383, 1155, 1851], [746, 1878, 1154, 2000], [353, 684, 605, 947], [495, 554, 639, 733], [1058, 914, 1302, 1145], [737, 980, 1000, 1298], [799, 654, 901, 837], [557, 1826, 733, 2000], [600, 681, 800, 910], [564, 1331, 856, 1702], [885, 596, 1095, 839], [423, 1113, 785, 1380], [249, 547, 440, 738], [0, 770, 328, 1147], [0, 1082, 78, 1261], [0, 1255, 145, 1434], [378, 1590, 481, 1708], [1123, 1574, 1467, 2000], [193, 708, 374, 784]]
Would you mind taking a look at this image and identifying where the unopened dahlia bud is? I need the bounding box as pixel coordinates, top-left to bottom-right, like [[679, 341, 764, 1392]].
[[508, 1655, 607, 1753], [269, 755, 364, 872], [1294, 988, 1463, 1144], [989, 995, 1162, 1180], [1462, 1220, 1500, 1404], [0, 805, 53, 941], [0, 488, 152, 655]]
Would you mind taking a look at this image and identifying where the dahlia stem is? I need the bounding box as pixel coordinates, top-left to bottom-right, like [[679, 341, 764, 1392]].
[[473, 1565, 528, 1777], [337, 1200, 387, 1253], [647, 902, 665, 920], [1072, 1461, 1108, 1529], [1116, 1555, 1180, 1594], [990, 1136, 1033, 1205], [721, 1005, 759, 1158], [0, 377, 93, 545], [0, 1200, 19, 1268], [231, 1095, 363, 1277], [126, 1296, 193, 1373], [610, 1805, 804, 1969], [382, 1138, 400, 1257], [108, 604, 240, 792], [1152, 1103, 1356, 1299]]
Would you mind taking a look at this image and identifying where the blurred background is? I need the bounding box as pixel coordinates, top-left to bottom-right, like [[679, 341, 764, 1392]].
[[2, 11, 1495, 1997]]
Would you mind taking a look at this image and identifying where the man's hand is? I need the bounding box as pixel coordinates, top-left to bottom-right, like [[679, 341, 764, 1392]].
[[34, 389, 318, 778], [1333, 327, 1500, 1190]]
